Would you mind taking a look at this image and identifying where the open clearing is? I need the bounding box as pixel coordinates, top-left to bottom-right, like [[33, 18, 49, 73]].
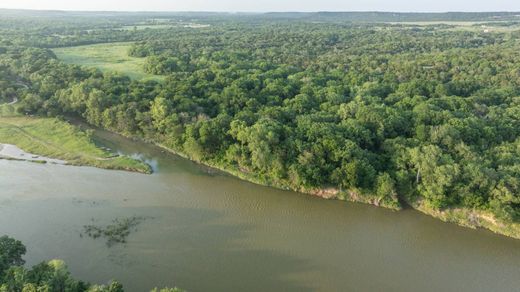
[[389, 21, 520, 33], [53, 42, 164, 82]]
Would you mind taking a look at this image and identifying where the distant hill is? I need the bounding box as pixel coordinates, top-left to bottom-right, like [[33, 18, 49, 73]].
[[0, 9, 519, 22]]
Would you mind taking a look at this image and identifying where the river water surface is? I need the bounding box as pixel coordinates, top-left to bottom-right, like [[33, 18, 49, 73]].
[[0, 129, 519, 292]]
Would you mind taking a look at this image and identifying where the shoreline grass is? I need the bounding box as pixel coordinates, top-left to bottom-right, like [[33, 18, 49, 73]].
[[0, 113, 151, 173]]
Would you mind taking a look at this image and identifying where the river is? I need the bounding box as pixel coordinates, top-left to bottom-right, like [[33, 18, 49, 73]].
[[0, 128, 519, 292]]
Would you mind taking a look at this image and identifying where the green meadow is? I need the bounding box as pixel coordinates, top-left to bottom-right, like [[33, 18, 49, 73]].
[[53, 42, 164, 81]]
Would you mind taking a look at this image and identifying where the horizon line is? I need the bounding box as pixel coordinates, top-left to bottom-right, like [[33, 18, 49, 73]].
[[1, 8, 520, 14]]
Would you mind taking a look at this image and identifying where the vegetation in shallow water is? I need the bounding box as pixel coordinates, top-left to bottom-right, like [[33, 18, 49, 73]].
[[83, 216, 150, 246]]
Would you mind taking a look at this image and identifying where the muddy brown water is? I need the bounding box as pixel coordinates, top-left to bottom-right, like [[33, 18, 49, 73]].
[[1, 128, 519, 292]]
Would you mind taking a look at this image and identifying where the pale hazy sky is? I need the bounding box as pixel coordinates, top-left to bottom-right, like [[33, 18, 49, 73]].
[[1, 0, 520, 12]]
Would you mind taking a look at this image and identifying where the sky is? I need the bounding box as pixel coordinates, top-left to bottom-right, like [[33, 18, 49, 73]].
[[1, 0, 520, 12]]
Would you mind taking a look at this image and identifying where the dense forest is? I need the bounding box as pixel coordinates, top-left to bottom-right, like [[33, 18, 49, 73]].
[[0, 11, 519, 231]]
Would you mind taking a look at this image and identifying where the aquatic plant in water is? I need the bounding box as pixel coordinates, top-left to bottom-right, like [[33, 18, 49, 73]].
[[83, 216, 149, 246]]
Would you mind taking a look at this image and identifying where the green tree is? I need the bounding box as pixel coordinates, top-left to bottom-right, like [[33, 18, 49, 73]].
[[0, 236, 26, 278]]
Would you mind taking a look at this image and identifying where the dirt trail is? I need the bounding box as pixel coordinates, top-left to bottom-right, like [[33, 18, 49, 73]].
[[6, 97, 18, 105]]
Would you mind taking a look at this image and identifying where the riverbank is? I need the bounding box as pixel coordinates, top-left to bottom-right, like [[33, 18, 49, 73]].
[[217, 160, 520, 239], [15, 113, 519, 239], [412, 200, 520, 240], [0, 115, 151, 173], [150, 141, 401, 210], [151, 140, 517, 239]]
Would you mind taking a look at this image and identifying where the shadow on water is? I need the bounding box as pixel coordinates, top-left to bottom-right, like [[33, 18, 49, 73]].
[[110, 206, 316, 292]]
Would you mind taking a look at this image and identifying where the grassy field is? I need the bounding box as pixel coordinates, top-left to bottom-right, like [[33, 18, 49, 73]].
[[53, 42, 164, 81], [447, 24, 520, 33], [0, 106, 151, 173], [120, 24, 175, 30], [389, 21, 520, 33]]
